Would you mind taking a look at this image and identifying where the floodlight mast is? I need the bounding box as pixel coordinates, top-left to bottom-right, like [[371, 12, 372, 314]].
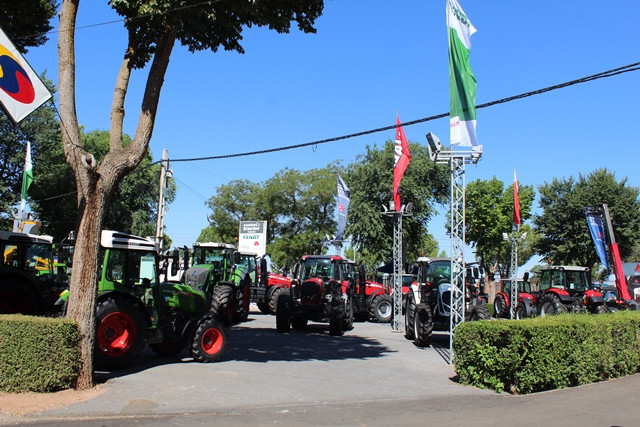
[[427, 134, 482, 364], [382, 201, 412, 332]]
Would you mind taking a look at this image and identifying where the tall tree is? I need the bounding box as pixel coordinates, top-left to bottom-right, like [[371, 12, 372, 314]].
[[58, 0, 324, 388], [345, 142, 449, 267], [464, 176, 536, 279], [534, 168, 640, 270]]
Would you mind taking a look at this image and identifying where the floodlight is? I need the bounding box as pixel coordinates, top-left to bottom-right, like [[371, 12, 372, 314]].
[[502, 232, 509, 240], [426, 133, 442, 162]]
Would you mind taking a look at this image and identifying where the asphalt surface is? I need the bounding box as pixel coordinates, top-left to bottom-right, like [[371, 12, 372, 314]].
[[2, 307, 640, 426]]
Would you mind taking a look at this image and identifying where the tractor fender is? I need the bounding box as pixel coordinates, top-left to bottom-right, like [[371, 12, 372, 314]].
[[97, 290, 150, 325], [409, 283, 421, 305], [547, 290, 574, 304], [495, 291, 509, 307], [366, 289, 385, 305], [180, 312, 213, 344], [586, 294, 604, 309]]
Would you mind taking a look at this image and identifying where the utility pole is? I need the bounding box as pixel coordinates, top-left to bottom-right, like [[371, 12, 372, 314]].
[[155, 149, 169, 249]]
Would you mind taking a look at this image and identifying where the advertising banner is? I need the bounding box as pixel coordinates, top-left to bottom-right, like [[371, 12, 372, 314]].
[[238, 221, 267, 257]]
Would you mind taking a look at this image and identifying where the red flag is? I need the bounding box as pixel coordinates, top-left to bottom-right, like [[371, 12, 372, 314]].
[[513, 169, 521, 230], [393, 116, 411, 212]]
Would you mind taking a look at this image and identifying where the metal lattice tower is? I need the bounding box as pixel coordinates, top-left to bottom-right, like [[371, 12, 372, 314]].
[[430, 138, 482, 365], [509, 235, 518, 319], [392, 213, 403, 331]]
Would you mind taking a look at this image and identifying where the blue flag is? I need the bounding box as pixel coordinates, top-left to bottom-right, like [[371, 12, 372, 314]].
[[336, 174, 350, 242], [585, 207, 608, 269]]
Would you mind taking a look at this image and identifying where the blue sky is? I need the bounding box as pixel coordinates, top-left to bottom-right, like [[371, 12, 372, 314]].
[[23, 0, 640, 272]]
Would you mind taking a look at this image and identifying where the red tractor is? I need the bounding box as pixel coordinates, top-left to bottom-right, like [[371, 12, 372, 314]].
[[533, 266, 607, 316], [493, 272, 540, 319], [276, 255, 354, 336], [256, 271, 292, 315], [344, 261, 393, 323]]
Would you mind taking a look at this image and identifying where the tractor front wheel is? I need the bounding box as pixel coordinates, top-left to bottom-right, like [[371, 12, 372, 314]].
[[95, 297, 146, 370], [342, 295, 354, 331], [404, 293, 416, 340], [493, 294, 509, 318], [515, 303, 528, 319], [275, 291, 291, 333], [329, 298, 345, 336], [211, 284, 236, 326], [268, 286, 286, 314], [538, 294, 568, 316], [191, 316, 228, 362], [470, 299, 490, 321], [413, 303, 433, 347], [370, 294, 393, 323]]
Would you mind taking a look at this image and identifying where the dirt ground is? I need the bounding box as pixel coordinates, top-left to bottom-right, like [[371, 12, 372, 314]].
[[0, 386, 104, 416]]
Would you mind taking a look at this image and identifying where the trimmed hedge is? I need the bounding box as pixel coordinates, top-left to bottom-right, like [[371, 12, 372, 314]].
[[453, 311, 640, 394], [0, 314, 81, 392]]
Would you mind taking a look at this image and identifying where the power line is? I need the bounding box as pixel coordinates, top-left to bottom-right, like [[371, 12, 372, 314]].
[[162, 61, 640, 164]]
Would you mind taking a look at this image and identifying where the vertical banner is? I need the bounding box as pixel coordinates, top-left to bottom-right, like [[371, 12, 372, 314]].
[[336, 174, 350, 242], [447, 0, 477, 146], [238, 221, 267, 257], [0, 26, 52, 123], [393, 116, 411, 212], [584, 207, 609, 269], [20, 140, 33, 213], [513, 169, 521, 231]]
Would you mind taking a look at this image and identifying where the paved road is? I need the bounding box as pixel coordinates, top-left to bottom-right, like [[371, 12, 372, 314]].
[[2, 308, 640, 426]]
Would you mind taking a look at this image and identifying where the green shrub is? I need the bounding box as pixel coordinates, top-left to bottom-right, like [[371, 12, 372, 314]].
[[453, 311, 640, 394], [0, 314, 81, 392]]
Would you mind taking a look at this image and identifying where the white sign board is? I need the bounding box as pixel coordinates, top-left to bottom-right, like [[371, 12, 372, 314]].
[[238, 221, 267, 257]]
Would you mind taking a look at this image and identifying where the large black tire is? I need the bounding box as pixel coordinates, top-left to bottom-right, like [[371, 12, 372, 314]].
[[256, 302, 270, 314], [329, 298, 345, 336], [470, 299, 490, 321], [369, 294, 393, 323], [275, 291, 291, 333], [493, 294, 509, 319], [190, 316, 228, 363], [404, 292, 416, 340], [538, 293, 568, 316], [235, 277, 251, 323], [515, 303, 528, 319], [0, 280, 41, 314], [342, 295, 354, 331], [95, 297, 147, 370], [413, 303, 433, 347], [268, 286, 286, 314], [211, 284, 236, 326]]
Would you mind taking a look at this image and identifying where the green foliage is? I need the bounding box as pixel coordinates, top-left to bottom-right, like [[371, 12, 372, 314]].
[[0, 0, 57, 53], [534, 169, 640, 268], [109, 0, 324, 69], [30, 129, 175, 241], [0, 315, 81, 392], [0, 75, 59, 230], [345, 142, 448, 266], [454, 312, 640, 394], [456, 176, 536, 278]]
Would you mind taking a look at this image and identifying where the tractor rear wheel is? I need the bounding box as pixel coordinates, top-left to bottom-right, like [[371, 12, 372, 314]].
[[211, 284, 236, 326], [538, 293, 568, 316], [370, 294, 393, 323], [470, 299, 490, 320], [404, 293, 416, 340], [329, 298, 345, 336], [493, 294, 509, 318], [235, 277, 251, 322], [190, 316, 228, 362], [275, 291, 291, 333], [95, 297, 146, 369], [413, 303, 433, 347], [594, 303, 610, 314]]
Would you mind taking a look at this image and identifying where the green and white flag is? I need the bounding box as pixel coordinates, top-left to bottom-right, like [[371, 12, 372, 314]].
[[20, 140, 33, 212], [447, 0, 477, 146]]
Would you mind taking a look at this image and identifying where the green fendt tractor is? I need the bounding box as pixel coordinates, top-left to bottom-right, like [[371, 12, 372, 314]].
[[94, 231, 228, 369], [182, 242, 254, 326]]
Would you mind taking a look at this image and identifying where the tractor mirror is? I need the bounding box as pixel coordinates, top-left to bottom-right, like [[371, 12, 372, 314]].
[[170, 258, 179, 275], [523, 271, 529, 282], [233, 251, 242, 264]]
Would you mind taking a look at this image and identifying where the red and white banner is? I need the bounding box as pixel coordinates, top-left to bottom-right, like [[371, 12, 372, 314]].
[[513, 169, 521, 230], [393, 116, 411, 212]]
